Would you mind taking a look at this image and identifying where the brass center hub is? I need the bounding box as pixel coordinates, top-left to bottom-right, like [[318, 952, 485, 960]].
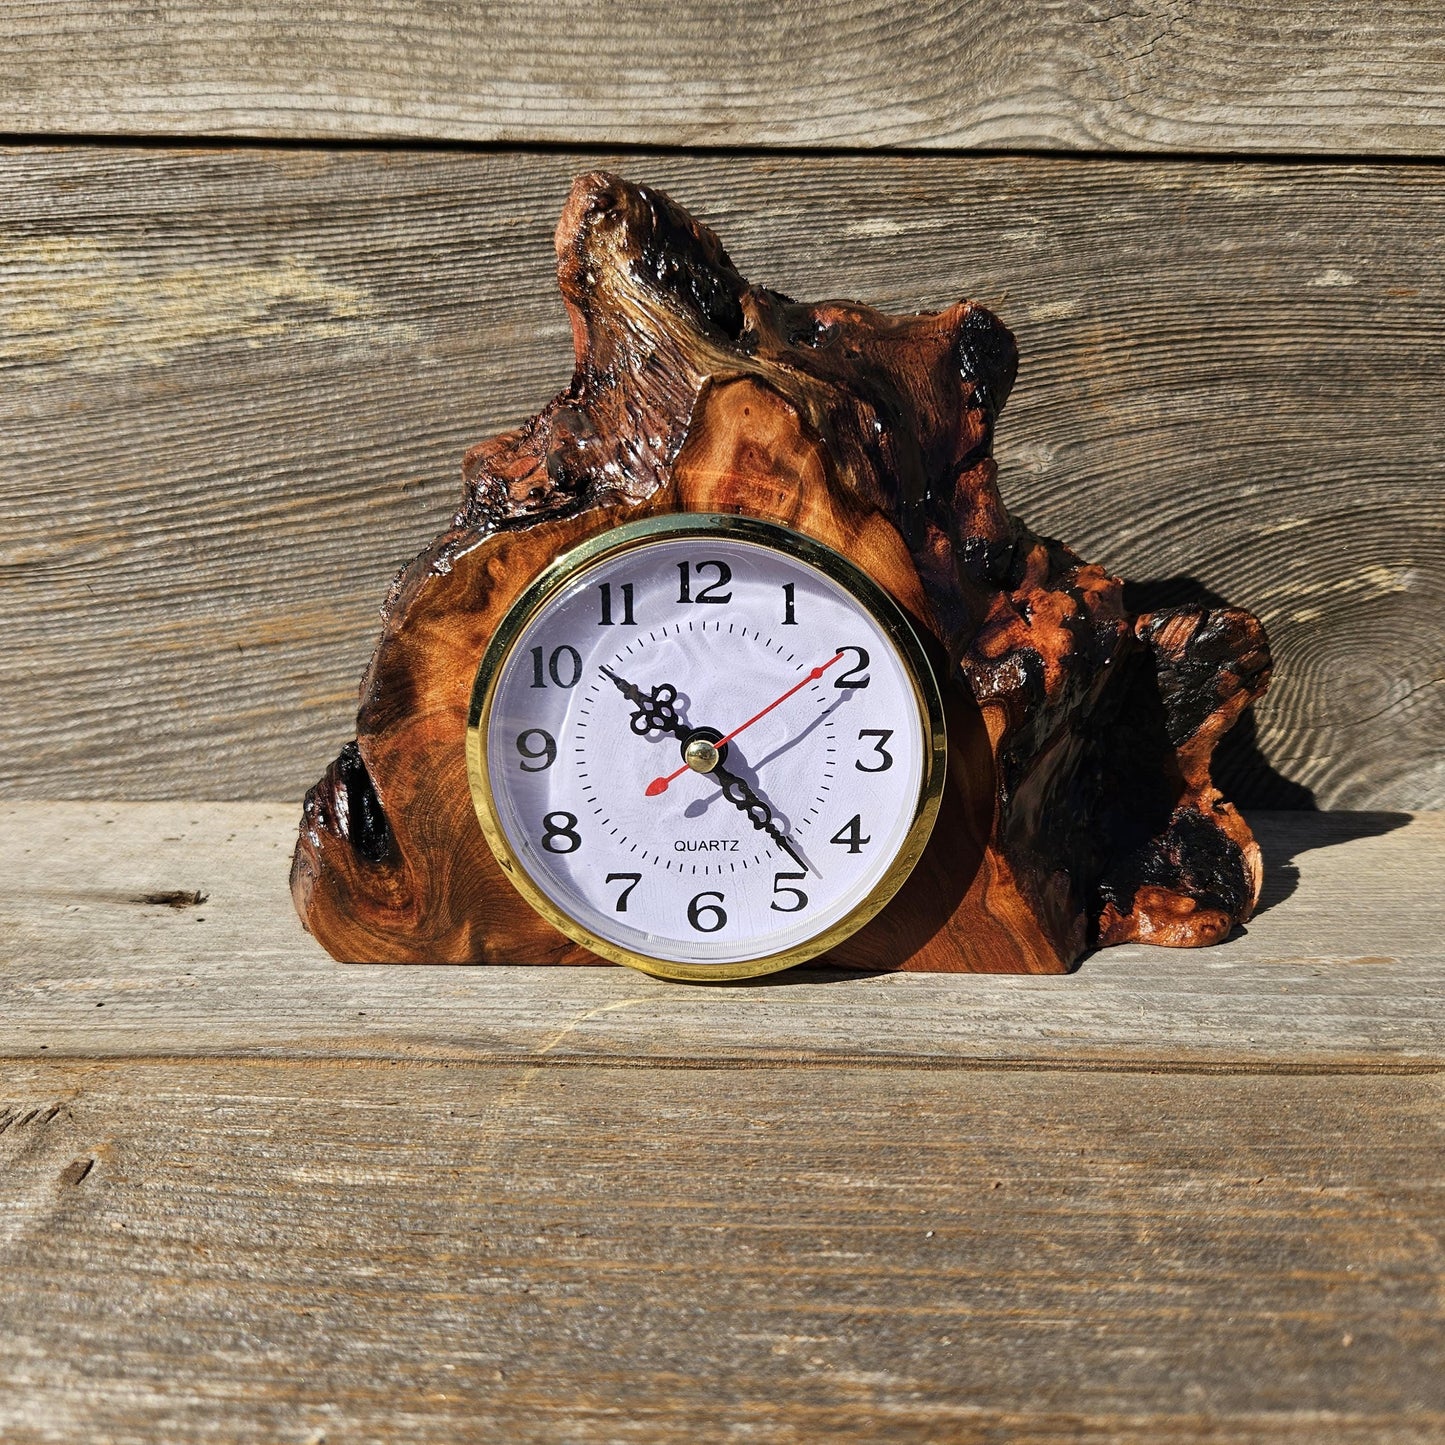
[[683, 737, 721, 774]]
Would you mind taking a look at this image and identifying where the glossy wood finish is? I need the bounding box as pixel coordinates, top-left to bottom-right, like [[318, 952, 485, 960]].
[[291, 174, 1271, 970], [6, 4, 1442, 1435]]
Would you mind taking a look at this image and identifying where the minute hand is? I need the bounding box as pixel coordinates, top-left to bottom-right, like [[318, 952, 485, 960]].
[[644, 650, 846, 798], [710, 760, 807, 870]]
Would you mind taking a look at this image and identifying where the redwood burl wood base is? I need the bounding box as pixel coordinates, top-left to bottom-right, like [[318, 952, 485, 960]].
[[292, 173, 1271, 971]]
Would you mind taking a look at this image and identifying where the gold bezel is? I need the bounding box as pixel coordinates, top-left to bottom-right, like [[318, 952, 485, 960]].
[[465, 513, 947, 982]]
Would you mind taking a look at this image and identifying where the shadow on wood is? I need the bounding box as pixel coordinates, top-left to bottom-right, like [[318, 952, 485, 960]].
[[1249, 809, 1413, 918], [1126, 575, 1315, 810]]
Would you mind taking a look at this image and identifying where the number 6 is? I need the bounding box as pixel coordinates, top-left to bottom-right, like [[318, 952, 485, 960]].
[[687, 891, 727, 932]]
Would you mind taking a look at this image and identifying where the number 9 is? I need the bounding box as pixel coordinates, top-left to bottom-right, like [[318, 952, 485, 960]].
[[516, 728, 557, 771]]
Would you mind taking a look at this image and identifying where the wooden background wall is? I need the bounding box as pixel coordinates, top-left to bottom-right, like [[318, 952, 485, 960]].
[[3, 2, 1442, 811]]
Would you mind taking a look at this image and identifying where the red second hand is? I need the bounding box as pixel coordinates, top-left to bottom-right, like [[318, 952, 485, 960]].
[[645, 650, 846, 796]]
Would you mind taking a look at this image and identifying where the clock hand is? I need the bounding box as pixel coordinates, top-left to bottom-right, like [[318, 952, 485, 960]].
[[711, 759, 808, 870], [645, 650, 846, 796], [605, 663, 807, 866], [605, 663, 808, 865], [600, 665, 687, 739], [714, 650, 848, 750]]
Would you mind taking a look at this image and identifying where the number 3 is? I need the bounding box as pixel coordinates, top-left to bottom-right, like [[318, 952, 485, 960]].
[[855, 728, 893, 772]]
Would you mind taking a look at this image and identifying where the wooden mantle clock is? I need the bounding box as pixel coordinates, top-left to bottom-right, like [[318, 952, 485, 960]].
[[291, 172, 1272, 979]]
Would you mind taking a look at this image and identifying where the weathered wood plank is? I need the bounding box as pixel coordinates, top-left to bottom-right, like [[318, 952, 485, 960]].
[[2, 803, 1439, 1066], [2, 1, 1443, 155], [2, 149, 1442, 808], [0, 1059, 1438, 1442]]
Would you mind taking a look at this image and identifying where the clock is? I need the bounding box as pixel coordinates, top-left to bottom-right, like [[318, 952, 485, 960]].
[[465, 513, 947, 980], [293, 172, 1271, 973]]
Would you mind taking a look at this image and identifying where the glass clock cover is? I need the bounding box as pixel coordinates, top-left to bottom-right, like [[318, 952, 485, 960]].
[[467, 516, 945, 978]]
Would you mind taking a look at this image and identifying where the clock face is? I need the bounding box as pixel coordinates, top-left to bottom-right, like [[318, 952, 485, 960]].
[[467, 515, 945, 980]]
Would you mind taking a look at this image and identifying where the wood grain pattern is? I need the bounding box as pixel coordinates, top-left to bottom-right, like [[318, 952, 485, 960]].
[[0, 1059, 1439, 1442], [3, 803, 1440, 1066], [3, 805, 1439, 1437], [3, 1, 1444, 155], [291, 171, 1271, 970], [3, 148, 1441, 809]]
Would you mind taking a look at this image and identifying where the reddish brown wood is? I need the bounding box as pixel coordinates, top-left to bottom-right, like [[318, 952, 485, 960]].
[[291, 173, 1271, 971]]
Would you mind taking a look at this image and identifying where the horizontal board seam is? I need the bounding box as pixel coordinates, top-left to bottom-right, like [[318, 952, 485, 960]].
[[4, 131, 1445, 171], [4, 1052, 1440, 1076]]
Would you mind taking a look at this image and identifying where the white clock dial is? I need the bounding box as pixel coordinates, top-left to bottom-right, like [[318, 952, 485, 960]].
[[467, 515, 945, 979]]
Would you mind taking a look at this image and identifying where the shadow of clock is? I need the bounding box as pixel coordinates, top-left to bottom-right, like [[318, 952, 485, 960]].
[[825, 683, 991, 975], [1122, 575, 1411, 919], [704, 964, 899, 987]]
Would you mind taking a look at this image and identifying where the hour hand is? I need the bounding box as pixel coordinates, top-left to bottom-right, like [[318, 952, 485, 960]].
[[712, 760, 808, 870], [600, 666, 687, 740]]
